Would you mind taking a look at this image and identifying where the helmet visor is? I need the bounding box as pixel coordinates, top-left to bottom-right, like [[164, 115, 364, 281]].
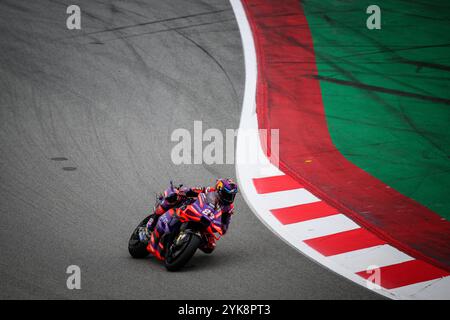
[[219, 188, 236, 204]]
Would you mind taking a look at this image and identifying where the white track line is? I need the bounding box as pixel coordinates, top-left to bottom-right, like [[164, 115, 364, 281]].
[[329, 245, 414, 273], [392, 277, 450, 299], [253, 189, 320, 209], [283, 215, 360, 242]]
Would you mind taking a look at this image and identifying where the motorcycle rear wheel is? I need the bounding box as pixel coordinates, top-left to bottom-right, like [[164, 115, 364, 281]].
[[128, 215, 151, 259]]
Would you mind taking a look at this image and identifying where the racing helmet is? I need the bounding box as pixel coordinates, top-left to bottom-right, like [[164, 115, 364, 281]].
[[215, 178, 238, 204]]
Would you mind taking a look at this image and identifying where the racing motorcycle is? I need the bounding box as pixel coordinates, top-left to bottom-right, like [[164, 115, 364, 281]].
[[128, 182, 223, 271]]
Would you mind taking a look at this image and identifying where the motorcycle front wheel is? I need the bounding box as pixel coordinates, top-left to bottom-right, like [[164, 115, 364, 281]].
[[164, 231, 201, 271]]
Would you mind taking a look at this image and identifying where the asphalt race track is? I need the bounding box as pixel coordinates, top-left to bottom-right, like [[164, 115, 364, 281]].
[[0, 0, 381, 299]]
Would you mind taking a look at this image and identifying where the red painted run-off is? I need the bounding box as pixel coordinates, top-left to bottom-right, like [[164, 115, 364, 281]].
[[357, 260, 449, 289], [270, 200, 338, 225], [241, 0, 450, 272], [304, 228, 386, 257], [253, 175, 303, 194]]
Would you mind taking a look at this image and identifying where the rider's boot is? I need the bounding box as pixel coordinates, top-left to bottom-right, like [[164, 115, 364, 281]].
[[146, 203, 166, 232], [146, 213, 158, 231], [137, 213, 159, 244]]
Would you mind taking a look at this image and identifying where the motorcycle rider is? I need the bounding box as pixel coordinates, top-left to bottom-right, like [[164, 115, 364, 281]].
[[142, 178, 238, 260]]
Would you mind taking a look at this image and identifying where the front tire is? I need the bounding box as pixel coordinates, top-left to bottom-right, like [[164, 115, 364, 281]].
[[164, 232, 201, 271], [128, 215, 151, 259]]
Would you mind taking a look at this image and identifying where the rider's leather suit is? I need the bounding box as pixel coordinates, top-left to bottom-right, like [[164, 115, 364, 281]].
[[146, 185, 234, 260]]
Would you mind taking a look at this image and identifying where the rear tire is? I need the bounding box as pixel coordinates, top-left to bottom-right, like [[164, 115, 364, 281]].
[[164, 232, 201, 271], [128, 215, 151, 259]]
